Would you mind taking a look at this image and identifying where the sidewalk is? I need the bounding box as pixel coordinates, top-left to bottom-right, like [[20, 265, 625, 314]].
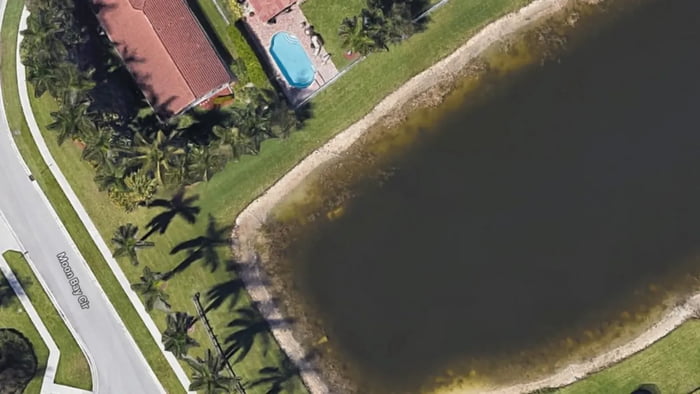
[[14, 7, 192, 392]]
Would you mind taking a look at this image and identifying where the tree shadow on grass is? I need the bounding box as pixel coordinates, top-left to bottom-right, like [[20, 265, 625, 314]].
[[0, 277, 17, 308], [0, 273, 34, 308], [223, 306, 294, 363], [167, 214, 231, 277], [203, 278, 245, 313], [142, 188, 200, 240], [246, 355, 302, 394], [203, 260, 270, 313]]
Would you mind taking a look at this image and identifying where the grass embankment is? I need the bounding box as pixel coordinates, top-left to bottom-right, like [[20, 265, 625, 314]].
[[3, 251, 92, 390], [5, 0, 554, 392], [556, 320, 700, 394], [0, 0, 185, 392], [0, 272, 48, 394]]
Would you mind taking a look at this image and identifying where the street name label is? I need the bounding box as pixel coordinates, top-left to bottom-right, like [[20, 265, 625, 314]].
[[57, 252, 90, 309]]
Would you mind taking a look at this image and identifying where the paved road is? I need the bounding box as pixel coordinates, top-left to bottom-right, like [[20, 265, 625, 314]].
[[0, 6, 164, 392]]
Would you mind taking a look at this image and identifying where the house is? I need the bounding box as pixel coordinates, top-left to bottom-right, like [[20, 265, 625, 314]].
[[245, 0, 296, 23], [93, 0, 234, 118]]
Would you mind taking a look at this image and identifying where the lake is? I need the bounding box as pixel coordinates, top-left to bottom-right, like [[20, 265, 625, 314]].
[[266, 0, 700, 392]]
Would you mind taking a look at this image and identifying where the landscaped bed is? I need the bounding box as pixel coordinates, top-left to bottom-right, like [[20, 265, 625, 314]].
[[3, 251, 92, 390], [0, 283, 47, 394]]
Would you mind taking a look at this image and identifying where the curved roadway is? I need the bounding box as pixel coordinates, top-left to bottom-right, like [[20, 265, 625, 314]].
[[0, 0, 164, 391]]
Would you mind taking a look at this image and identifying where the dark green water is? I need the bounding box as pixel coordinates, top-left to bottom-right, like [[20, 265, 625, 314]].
[[272, 1, 700, 392]]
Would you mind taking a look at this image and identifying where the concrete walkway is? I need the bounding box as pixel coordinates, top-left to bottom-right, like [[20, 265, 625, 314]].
[[0, 213, 91, 394], [14, 7, 192, 392]]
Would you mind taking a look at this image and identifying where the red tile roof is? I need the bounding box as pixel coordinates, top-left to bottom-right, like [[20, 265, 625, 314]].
[[94, 0, 233, 117], [248, 0, 296, 23]]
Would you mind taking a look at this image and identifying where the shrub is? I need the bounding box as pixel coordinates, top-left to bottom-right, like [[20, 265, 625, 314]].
[[229, 21, 271, 88]]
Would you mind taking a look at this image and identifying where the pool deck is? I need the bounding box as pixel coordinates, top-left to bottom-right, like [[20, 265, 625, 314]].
[[243, 4, 339, 105]]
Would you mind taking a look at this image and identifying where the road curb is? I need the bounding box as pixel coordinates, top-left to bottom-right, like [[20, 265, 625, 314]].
[[13, 5, 191, 393]]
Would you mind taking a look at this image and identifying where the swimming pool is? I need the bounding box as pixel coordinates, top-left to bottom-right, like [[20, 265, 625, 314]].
[[270, 32, 316, 88]]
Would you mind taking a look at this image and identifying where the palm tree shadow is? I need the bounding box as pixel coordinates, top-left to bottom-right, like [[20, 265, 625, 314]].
[[168, 214, 231, 275], [203, 260, 270, 313], [142, 188, 200, 240], [222, 306, 295, 363], [247, 356, 301, 394], [203, 277, 245, 313]]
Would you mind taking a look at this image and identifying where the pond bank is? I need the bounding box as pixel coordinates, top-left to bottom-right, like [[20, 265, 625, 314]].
[[229, 0, 618, 393]]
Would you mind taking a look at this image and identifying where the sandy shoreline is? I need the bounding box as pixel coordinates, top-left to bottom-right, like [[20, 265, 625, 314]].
[[225, 0, 700, 393], [473, 294, 700, 394]]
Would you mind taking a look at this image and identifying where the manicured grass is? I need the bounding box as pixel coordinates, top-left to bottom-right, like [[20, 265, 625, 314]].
[[301, 0, 443, 69], [3, 251, 92, 390], [26, 92, 308, 393], [0, 274, 48, 394], [301, 0, 366, 69], [5, 0, 547, 393], [556, 320, 700, 394], [0, 0, 185, 392]]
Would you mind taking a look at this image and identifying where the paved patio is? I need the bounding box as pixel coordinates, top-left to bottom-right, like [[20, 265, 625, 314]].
[[242, 1, 339, 105]]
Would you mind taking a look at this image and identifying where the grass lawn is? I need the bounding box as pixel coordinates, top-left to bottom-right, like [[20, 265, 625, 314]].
[[301, 0, 366, 69], [3, 251, 92, 390], [0, 0, 185, 392], [301, 0, 444, 69], [0, 272, 49, 394], [3, 0, 551, 392], [556, 320, 700, 394]]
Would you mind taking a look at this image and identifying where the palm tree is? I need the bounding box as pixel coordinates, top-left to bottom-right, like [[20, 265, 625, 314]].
[[132, 130, 184, 185], [54, 64, 95, 106], [123, 169, 158, 207], [187, 144, 225, 182], [170, 215, 230, 273], [20, 11, 67, 70], [142, 188, 200, 239], [81, 126, 114, 167], [25, 60, 61, 98], [338, 16, 378, 55], [162, 312, 199, 358], [248, 357, 299, 394], [386, 2, 416, 44], [94, 159, 128, 192], [47, 100, 95, 145], [226, 88, 297, 156], [185, 349, 237, 394], [111, 223, 154, 265], [130, 266, 170, 311], [212, 125, 253, 160], [229, 102, 273, 155]]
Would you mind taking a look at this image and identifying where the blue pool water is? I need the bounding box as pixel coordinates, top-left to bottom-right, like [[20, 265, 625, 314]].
[[270, 32, 316, 88]]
